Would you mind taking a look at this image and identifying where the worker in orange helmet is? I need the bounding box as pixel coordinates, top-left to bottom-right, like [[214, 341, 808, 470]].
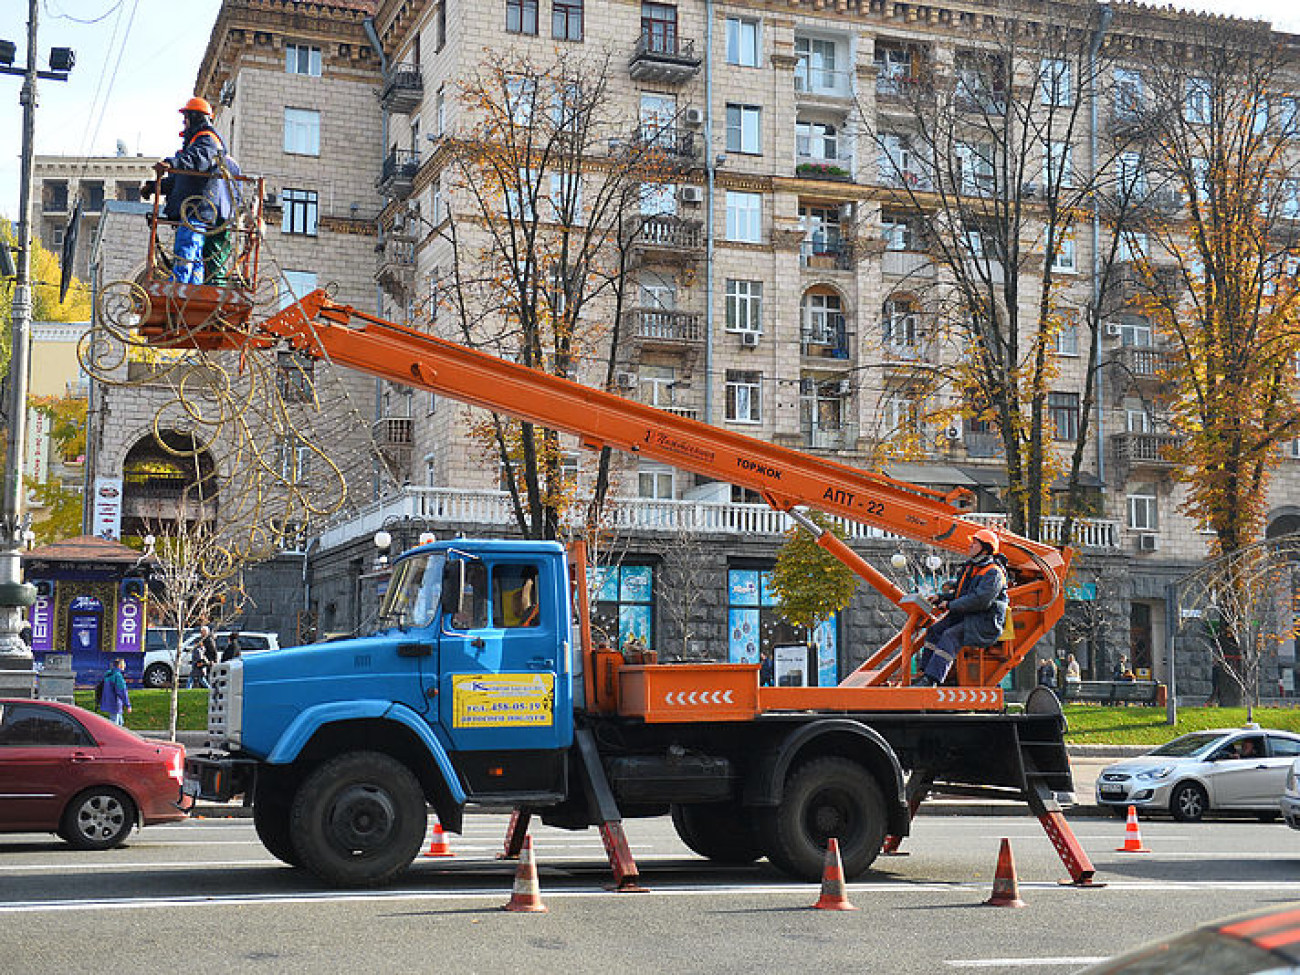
[[141, 96, 237, 284], [914, 528, 1009, 687]]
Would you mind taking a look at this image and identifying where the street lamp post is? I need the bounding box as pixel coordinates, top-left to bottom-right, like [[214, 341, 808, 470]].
[[0, 0, 74, 697]]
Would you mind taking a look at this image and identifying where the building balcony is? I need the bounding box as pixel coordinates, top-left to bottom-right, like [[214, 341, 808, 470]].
[[1111, 431, 1183, 470], [380, 63, 423, 114], [658, 404, 699, 421], [625, 307, 703, 348], [1113, 345, 1176, 384], [962, 430, 1005, 459], [375, 239, 415, 299], [626, 214, 704, 261], [376, 149, 420, 199], [880, 337, 938, 369], [630, 124, 697, 164], [800, 316, 852, 361], [373, 416, 414, 475], [800, 239, 853, 271], [794, 67, 853, 101], [802, 422, 856, 452], [881, 249, 934, 279], [876, 73, 931, 102], [314, 485, 1124, 552], [628, 32, 701, 84]]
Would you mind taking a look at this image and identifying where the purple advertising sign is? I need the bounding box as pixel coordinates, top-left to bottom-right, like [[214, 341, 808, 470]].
[[115, 595, 145, 655], [28, 594, 54, 654]]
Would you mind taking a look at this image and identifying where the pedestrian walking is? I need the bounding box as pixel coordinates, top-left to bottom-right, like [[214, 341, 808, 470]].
[[1037, 656, 1058, 688], [187, 634, 210, 689], [99, 658, 132, 726]]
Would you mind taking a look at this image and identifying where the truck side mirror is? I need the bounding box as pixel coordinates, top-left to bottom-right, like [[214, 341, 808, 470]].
[[441, 559, 465, 617]]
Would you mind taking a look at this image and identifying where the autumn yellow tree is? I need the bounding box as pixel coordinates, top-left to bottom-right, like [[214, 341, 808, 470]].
[[1135, 24, 1300, 556], [0, 219, 92, 373], [433, 52, 685, 540]]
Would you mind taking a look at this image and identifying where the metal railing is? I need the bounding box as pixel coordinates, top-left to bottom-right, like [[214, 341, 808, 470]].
[[628, 213, 704, 250], [794, 66, 853, 98], [799, 239, 853, 270], [628, 307, 703, 343]]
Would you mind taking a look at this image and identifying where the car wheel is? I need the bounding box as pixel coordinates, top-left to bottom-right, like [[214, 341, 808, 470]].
[[758, 756, 887, 882], [253, 778, 302, 867], [289, 751, 427, 887], [1170, 781, 1208, 823], [60, 787, 136, 850], [670, 801, 764, 865], [143, 663, 172, 688]]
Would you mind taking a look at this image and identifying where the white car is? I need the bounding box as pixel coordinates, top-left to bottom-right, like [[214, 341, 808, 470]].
[[141, 630, 281, 688], [1282, 758, 1300, 830], [1095, 726, 1300, 822]]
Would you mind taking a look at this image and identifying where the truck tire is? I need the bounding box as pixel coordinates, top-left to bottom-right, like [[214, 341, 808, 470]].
[[759, 756, 887, 882], [670, 802, 764, 865], [253, 779, 301, 868], [289, 751, 427, 887]]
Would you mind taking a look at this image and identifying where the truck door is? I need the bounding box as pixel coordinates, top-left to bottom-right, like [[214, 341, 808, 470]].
[[437, 558, 571, 797]]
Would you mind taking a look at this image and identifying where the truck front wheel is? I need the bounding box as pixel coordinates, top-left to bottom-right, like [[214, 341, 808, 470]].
[[289, 751, 427, 887], [670, 801, 764, 865], [253, 778, 301, 868], [759, 756, 887, 882]]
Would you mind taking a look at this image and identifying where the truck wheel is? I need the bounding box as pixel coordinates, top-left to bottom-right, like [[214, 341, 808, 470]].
[[253, 779, 301, 868], [670, 802, 764, 865], [760, 756, 887, 882], [143, 663, 172, 688], [289, 751, 427, 887]]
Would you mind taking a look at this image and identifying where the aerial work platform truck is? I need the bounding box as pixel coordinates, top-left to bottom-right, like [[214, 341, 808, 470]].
[[141, 287, 1095, 889]]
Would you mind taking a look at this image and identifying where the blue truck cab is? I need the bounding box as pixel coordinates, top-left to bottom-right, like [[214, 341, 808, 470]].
[[188, 539, 577, 886]]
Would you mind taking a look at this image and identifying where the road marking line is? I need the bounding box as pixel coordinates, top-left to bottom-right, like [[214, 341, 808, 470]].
[[946, 958, 1108, 969]]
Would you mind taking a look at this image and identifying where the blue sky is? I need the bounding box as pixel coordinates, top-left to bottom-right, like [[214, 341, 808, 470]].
[[2, 0, 1299, 222]]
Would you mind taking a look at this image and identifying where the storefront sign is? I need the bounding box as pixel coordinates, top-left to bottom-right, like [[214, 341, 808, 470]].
[[115, 594, 144, 655], [92, 477, 124, 540], [28, 592, 54, 654]]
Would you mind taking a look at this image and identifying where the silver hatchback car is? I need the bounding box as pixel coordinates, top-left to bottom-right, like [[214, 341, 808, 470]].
[[1096, 726, 1300, 822]]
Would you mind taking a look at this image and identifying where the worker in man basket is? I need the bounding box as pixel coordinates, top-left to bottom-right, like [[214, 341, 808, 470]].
[[141, 97, 239, 284], [914, 528, 1009, 687]]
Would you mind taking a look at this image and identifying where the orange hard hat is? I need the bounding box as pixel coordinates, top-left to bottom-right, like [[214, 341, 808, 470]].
[[972, 528, 1000, 554], [180, 96, 213, 116]]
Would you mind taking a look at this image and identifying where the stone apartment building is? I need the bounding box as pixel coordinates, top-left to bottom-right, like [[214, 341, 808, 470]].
[[74, 0, 1300, 696]]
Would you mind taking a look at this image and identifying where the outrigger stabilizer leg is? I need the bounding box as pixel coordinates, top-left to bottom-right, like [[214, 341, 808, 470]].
[[575, 728, 647, 892]]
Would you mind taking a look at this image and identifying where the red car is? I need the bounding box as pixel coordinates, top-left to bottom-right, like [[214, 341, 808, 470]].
[[0, 698, 188, 849]]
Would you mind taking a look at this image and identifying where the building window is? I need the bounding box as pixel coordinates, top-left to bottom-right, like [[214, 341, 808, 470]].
[[955, 141, 995, 196], [1044, 141, 1073, 189], [794, 35, 842, 96], [878, 133, 928, 188], [726, 17, 760, 67], [725, 104, 761, 154], [1115, 68, 1144, 118], [796, 120, 838, 162], [725, 370, 762, 423], [285, 44, 322, 76], [277, 435, 311, 484], [803, 290, 844, 346], [1127, 488, 1158, 530], [1049, 392, 1080, 441], [638, 466, 674, 499], [281, 188, 318, 236], [1119, 317, 1153, 347], [591, 564, 653, 653], [1054, 316, 1079, 356], [283, 108, 321, 156], [1287, 438, 1300, 460], [433, 3, 446, 51], [725, 279, 762, 332], [725, 191, 762, 243], [553, 0, 583, 40], [1184, 78, 1211, 125], [641, 2, 679, 56], [507, 0, 538, 34], [1050, 229, 1076, 272], [875, 42, 914, 96], [506, 77, 537, 127], [882, 211, 916, 251], [276, 351, 315, 403], [1039, 57, 1072, 106], [279, 270, 318, 309], [882, 297, 919, 351]]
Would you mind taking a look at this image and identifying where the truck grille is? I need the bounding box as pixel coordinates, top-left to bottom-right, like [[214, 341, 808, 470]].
[[206, 659, 243, 750]]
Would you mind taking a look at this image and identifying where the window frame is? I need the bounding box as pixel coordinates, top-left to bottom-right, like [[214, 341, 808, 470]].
[[1039, 57, 1072, 106], [280, 188, 319, 236], [285, 43, 322, 77], [725, 16, 760, 67], [725, 278, 763, 333], [553, 0, 583, 41], [1048, 391, 1080, 441], [506, 0, 539, 35], [725, 370, 763, 424], [725, 190, 762, 243], [283, 107, 321, 156], [725, 103, 762, 155]]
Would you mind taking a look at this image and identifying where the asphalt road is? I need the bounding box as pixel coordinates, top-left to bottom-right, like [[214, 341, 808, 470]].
[[3, 810, 1299, 974]]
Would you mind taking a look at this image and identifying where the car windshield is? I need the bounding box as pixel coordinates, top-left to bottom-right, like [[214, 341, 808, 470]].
[[1150, 733, 1227, 758], [379, 553, 445, 629]]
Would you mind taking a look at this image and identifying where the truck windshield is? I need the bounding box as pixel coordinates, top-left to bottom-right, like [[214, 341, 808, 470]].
[[378, 553, 445, 629]]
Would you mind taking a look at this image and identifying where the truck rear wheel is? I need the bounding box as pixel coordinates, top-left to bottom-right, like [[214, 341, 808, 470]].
[[759, 756, 887, 882], [289, 751, 427, 887], [670, 801, 764, 865], [253, 778, 301, 868]]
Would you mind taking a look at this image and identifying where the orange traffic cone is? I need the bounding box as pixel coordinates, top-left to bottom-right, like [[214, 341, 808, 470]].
[[422, 819, 453, 857], [984, 838, 1026, 908], [812, 838, 858, 911], [503, 835, 547, 913], [1116, 805, 1150, 853]]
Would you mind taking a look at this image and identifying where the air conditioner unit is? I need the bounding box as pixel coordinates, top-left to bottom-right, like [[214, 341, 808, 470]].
[[836, 380, 852, 395], [684, 107, 705, 126], [740, 330, 760, 348], [680, 185, 704, 204], [219, 79, 236, 108], [264, 191, 279, 208], [945, 423, 963, 441], [1105, 322, 1123, 338], [615, 371, 638, 389], [1137, 533, 1160, 552]]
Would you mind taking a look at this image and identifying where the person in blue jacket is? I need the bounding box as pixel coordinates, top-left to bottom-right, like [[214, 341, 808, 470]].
[[914, 528, 1009, 687], [100, 658, 132, 726], [141, 97, 236, 284]]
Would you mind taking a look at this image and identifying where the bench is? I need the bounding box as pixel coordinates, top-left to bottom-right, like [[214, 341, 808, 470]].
[[1062, 680, 1163, 706]]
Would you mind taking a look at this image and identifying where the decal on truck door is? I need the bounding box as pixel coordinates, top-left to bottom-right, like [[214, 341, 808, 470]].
[[452, 673, 555, 728]]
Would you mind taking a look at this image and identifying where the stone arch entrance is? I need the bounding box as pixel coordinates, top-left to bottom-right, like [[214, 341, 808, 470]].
[[120, 430, 218, 540]]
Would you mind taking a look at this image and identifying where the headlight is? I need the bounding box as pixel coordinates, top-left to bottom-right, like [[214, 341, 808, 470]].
[[1136, 766, 1175, 781], [1288, 767, 1298, 792]]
